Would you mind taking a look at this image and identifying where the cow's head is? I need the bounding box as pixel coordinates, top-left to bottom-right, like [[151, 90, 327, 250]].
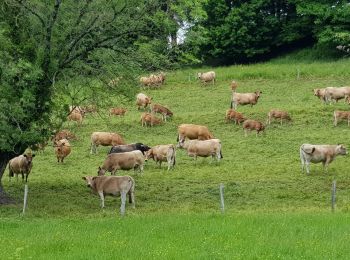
[[97, 166, 106, 176], [197, 72, 202, 79], [144, 149, 153, 161], [136, 143, 151, 154], [82, 176, 97, 188], [255, 91, 262, 98], [23, 153, 35, 164], [336, 145, 348, 155], [313, 89, 320, 96]]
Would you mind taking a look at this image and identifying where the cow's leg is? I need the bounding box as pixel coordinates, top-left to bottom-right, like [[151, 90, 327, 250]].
[[120, 191, 126, 216], [139, 164, 144, 175], [25, 174, 28, 183], [244, 129, 248, 137], [21, 172, 24, 182], [98, 191, 105, 208], [305, 160, 310, 175]]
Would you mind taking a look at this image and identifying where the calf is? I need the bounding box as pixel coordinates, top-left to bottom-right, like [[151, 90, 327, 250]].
[[140, 113, 162, 127], [177, 124, 214, 144], [136, 93, 152, 110], [231, 91, 261, 109], [197, 71, 216, 84], [300, 144, 347, 174], [90, 132, 125, 154], [225, 109, 245, 125], [178, 139, 223, 162], [151, 104, 173, 121], [267, 110, 291, 125], [109, 108, 127, 117], [8, 153, 35, 182], [54, 138, 71, 163], [333, 110, 350, 126], [243, 119, 265, 137], [109, 143, 151, 155], [145, 144, 176, 170], [82, 175, 135, 215], [97, 150, 145, 176]]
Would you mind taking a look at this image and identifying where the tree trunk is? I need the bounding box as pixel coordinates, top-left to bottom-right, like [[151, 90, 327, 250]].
[[0, 151, 16, 204]]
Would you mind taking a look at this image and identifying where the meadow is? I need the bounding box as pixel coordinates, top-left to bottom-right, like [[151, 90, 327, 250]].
[[1, 56, 350, 258]]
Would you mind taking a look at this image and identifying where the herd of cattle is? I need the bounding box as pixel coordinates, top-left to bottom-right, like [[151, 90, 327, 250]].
[[6, 71, 350, 215]]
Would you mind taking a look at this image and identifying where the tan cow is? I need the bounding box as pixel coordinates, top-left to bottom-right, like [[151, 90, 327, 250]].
[[82, 175, 135, 215], [109, 108, 127, 117], [145, 144, 176, 170], [333, 110, 350, 126], [225, 109, 245, 125], [267, 110, 291, 125], [231, 91, 261, 109], [243, 119, 265, 137], [90, 132, 125, 154], [178, 139, 223, 162], [231, 80, 238, 92], [54, 138, 71, 163], [300, 144, 347, 174], [8, 152, 35, 182], [325, 86, 350, 103], [313, 88, 327, 103], [140, 113, 162, 127], [136, 93, 152, 110], [151, 104, 173, 121], [177, 124, 214, 144], [197, 71, 216, 84], [67, 110, 83, 126], [97, 150, 144, 176]]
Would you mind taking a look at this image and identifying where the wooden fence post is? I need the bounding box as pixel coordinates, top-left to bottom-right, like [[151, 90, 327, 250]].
[[219, 183, 225, 213], [22, 184, 28, 215], [331, 180, 336, 212]]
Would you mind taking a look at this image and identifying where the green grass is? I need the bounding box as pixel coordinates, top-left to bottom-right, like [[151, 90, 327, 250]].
[[2, 58, 350, 258]]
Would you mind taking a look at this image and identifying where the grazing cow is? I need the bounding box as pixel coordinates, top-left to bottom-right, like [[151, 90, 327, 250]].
[[90, 132, 125, 154], [140, 113, 162, 127], [54, 138, 71, 163], [177, 124, 214, 144], [178, 139, 223, 162], [197, 71, 216, 84], [151, 104, 173, 121], [145, 144, 176, 170], [300, 144, 347, 174], [67, 110, 83, 126], [267, 110, 291, 125], [82, 175, 135, 215], [243, 119, 265, 137], [231, 80, 238, 92], [140, 72, 165, 88], [231, 91, 261, 109], [8, 153, 35, 182], [333, 110, 350, 126], [313, 88, 327, 103], [136, 93, 152, 110], [52, 129, 76, 143], [225, 109, 245, 125], [109, 108, 127, 117], [325, 86, 350, 103], [109, 143, 151, 155], [97, 150, 145, 176]]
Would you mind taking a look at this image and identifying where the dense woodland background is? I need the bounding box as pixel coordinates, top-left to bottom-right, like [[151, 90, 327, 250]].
[[0, 0, 350, 201]]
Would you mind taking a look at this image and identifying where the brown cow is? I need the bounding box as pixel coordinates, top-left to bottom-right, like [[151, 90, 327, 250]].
[[109, 108, 127, 117], [231, 80, 238, 92], [145, 144, 176, 170], [90, 132, 125, 154], [267, 110, 291, 125], [82, 175, 135, 215], [325, 86, 350, 103], [231, 91, 261, 109], [243, 119, 265, 137], [151, 104, 173, 121], [177, 124, 214, 144], [8, 152, 35, 182], [178, 139, 223, 162], [140, 113, 162, 127], [136, 93, 152, 110], [97, 150, 144, 176], [67, 110, 83, 126], [333, 110, 350, 126], [313, 88, 327, 103], [225, 109, 245, 125], [54, 138, 71, 163], [197, 71, 216, 84]]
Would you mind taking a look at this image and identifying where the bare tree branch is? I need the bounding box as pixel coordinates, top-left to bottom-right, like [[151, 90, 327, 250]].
[[12, 0, 45, 28]]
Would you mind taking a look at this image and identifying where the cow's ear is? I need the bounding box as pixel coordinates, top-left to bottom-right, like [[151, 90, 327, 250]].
[[23, 154, 27, 158], [92, 176, 98, 180], [311, 147, 315, 153], [82, 176, 86, 180]]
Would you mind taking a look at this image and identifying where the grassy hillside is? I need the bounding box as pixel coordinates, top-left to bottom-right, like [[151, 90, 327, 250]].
[[1, 59, 350, 258]]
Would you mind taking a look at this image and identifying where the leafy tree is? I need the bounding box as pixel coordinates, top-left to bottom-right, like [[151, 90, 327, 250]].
[[0, 0, 170, 203]]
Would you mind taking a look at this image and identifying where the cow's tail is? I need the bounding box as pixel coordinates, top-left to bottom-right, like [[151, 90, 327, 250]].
[[128, 176, 135, 204], [170, 145, 176, 167], [8, 164, 14, 178], [218, 142, 223, 159]]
